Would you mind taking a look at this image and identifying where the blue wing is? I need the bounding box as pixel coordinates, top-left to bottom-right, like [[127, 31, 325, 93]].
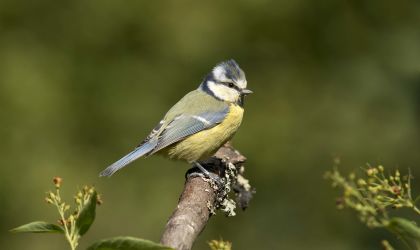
[[99, 119, 166, 177], [150, 106, 230, 154], [100, 89, 229, 177], [100, 107, 228, 177], [99, 138, 158, 177]]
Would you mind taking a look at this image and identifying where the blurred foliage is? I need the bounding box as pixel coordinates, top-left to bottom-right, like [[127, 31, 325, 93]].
[[11, 178, 173, 250], [86, 237, 173, 250], [1, 0, 420, 249], [325, 166, 420, 249], [208, 239, 232, 250], [11, 178, 100, 250]]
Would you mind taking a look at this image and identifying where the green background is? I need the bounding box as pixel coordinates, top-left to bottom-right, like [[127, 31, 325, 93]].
[[1, 0, 420, 249]]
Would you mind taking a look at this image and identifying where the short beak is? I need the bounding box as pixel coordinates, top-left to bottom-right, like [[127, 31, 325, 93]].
[[241, 88, 253, 95]]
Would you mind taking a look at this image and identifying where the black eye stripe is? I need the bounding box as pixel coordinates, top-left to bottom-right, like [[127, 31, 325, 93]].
[[221, 82, 240, 91]]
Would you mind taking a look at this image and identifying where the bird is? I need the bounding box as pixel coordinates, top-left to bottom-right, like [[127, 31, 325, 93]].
[[99, 59, 252, 177]]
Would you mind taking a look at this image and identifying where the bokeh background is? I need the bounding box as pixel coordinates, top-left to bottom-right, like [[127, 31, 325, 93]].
[[1, 0, 420, 249]]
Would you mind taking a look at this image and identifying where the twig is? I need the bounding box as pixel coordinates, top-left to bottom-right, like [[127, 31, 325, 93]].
[[160, 143, 254, 250]]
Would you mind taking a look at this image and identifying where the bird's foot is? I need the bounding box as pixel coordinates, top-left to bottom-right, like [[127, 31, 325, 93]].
[[186, 171, 206, 179], [190, 162, 224, 188]]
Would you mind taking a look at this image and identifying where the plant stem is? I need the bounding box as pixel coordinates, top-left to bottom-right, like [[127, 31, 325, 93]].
[[56, 202, 75, 250], [54, 190, 77, 250], [413, 206, 420, 216]]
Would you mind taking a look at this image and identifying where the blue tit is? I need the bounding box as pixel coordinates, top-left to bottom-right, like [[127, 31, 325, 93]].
[[100, 59, 252, 177]]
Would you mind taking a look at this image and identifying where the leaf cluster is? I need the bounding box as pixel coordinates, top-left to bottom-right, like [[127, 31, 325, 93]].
[[325, 166, 420, 249], [11, 177, 173, 250]]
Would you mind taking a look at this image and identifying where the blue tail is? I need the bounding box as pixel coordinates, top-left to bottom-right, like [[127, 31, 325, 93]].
[[100, 140, 157, 177]]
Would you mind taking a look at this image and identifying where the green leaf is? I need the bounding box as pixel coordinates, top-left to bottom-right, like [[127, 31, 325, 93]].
[[388, 217, 420, 240], [86, 236, 174, 250], [10, 221, 64, 234], [76, 190, 97, 236]]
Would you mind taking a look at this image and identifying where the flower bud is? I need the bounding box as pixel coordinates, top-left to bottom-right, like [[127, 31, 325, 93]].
[[357, 179, 367, 186], [366, 169, 374, 176], [393, 204, 403, 209], [53, 177, 63, 188], [392, 186, 401, 195], [368, 186, 378, 194], [58, 219, 65, 226], [96, 195, 103, 205]]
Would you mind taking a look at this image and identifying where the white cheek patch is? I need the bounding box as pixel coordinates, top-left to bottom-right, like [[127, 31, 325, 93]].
[[207, 81, 239, 102]]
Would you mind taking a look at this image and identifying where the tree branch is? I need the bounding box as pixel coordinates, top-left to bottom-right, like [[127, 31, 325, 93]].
[[160, 143, 254, 250]]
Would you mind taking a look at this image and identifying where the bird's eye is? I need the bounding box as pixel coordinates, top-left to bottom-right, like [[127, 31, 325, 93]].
[[228, 83, 234, 88]]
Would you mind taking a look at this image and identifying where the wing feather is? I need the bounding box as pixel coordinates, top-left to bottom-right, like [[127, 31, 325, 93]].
[[150, 106, 229, 153], [99, 138, 158, 177], [99, 89, 229, 177]]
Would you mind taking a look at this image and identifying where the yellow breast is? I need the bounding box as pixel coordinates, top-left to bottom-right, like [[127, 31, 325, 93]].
[[166, 104, 244, 163]]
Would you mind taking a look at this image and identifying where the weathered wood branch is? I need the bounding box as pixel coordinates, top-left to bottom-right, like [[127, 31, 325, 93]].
[[160, 143, 254, 250]]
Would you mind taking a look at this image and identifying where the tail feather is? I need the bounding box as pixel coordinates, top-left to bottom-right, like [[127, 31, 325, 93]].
[[99, 141, 156, 177]]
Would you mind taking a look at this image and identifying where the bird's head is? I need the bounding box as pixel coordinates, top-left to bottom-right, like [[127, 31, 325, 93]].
[[200, 59, 252, 103]]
